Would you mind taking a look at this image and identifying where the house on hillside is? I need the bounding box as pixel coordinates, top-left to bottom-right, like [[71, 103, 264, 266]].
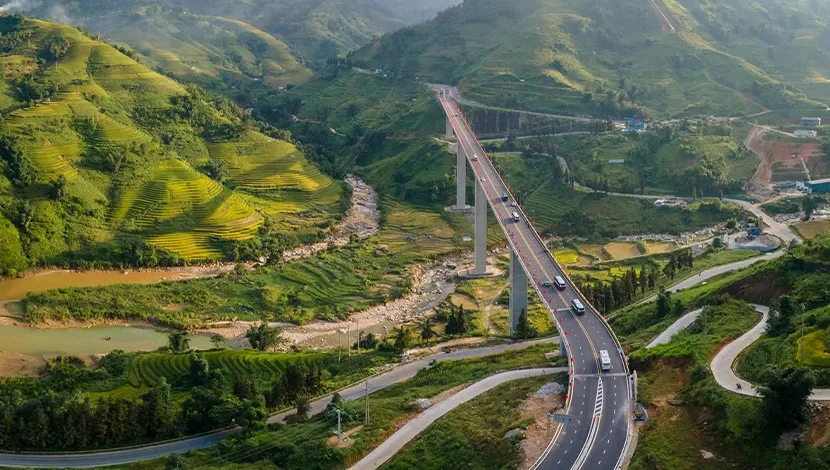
[[801, 117, 821, 127], [624, 118, 647, 132], [806, 178, 830, 194]]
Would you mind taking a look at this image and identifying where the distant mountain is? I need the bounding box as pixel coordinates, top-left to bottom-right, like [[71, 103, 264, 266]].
[[352, 0, 830, 118], [7, 0, 461, 67], [0, 16, 341, 273]]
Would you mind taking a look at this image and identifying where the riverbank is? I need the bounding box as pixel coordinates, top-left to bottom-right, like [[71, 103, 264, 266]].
[[204, 251, 474, 348]]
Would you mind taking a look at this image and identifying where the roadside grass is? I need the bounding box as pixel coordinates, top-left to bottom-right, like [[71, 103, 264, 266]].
[[610, 259, 767, 350], [117, 345, 562, 470], [453, 254, 556, 338], [630, 366, 739, 470], [793, 219, 830, 239], [381, 374, 562, 470]]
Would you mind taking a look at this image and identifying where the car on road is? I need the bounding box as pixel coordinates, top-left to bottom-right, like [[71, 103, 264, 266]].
[[544, 280, 551, 288], [501, 191, 508, 202], [480, 176, 486, 182], [512, 212, 521, 222], [571, 298, 586, 314], [553, 276, 567, 291], [472, 155, 479, 161]]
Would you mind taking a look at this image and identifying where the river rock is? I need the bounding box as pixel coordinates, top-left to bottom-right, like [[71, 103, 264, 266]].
[[504, 428, 525, 440], [404, 398, 433, 411]]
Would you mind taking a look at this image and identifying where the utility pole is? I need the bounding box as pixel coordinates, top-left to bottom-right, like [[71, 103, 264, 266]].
[[357, 320, 361, 354], [702, 304, 709, 342], [336, 408, 342, 442], [801, 303, 806, 363], [365, 380, 370, 426], [347, 325, 351, 358]]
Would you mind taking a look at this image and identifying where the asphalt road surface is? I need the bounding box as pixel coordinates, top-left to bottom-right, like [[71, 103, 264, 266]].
[[438, 87, 632, 470]]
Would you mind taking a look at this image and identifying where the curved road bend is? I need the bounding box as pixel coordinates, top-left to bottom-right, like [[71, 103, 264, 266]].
[[0, 337, 560, 468], [438, 87, 632, 470], [710, 304, 830, 401], [350, 367, 567, 470]]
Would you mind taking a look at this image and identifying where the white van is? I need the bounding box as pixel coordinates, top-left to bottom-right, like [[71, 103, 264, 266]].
[[571, 298, 586, 315], [512, 212, 521, 223], [600, 350, 611, 372]]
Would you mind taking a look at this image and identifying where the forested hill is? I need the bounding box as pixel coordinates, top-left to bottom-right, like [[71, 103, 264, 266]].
[[16, 0, 460, 67], [0, 15, 343, 274], [352, 0, 830, 118]]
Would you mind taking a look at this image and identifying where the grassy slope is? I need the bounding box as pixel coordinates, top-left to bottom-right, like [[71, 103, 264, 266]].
[[0, 19, 340, 264], [381, 374, 559, 470], [352, 0, 826, 118]]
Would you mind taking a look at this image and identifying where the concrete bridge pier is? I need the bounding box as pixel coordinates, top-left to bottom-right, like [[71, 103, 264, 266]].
[[509, 248, 528, 336], [474, 180, 488, 275], [446, 116, 454, 138], [455, 144, 467, 210]]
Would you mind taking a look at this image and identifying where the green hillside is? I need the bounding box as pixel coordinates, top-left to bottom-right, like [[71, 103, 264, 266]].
[[23, 0, 458, 68], [0, 16, 341, 272], [352, 0, 829, 118], [100, 10, 313, 90]]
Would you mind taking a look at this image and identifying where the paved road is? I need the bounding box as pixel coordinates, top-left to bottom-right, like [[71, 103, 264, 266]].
[[724, 198, 800, 244], [438, 86, 632, 470], [0, 337, 560, 468], [649, 304, 830, 401], [646, 308, 707, 349], [349, 368, 567, 470], [709, 304, 830, 401]]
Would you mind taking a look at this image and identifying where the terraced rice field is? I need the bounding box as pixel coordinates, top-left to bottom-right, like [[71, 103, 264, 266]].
[[29, 141, 82, 182], [129, 350, 320, 387], [377, 201, 457, 256], [208, 138, 334, 191], [91, 115, 152, 150], [603, 242, 644, 260], [94, 350, 321, 401], [114, 159, 263, 260]]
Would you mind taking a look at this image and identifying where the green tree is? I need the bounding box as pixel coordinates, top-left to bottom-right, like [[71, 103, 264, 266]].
[[394, 326, 414, 351], [165, 454, 189, 470], [656, 289, 672, 317], [246, 323, 285, 352], [168, 331, 190, 353], [759, 366, 814, 433], [420, 318, 437, 342], [515, 308, 539, 339], [802, 195, 822, 220], [49, 174, 68, 200], [140, 378, 175, 437], [294, 397, 311, 422], [189, 353, 210, 385], [766, 295, 797, 337], [209, 334, 225, 349], [202, 159, 229, 184], [638, 269, 648, 294]]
